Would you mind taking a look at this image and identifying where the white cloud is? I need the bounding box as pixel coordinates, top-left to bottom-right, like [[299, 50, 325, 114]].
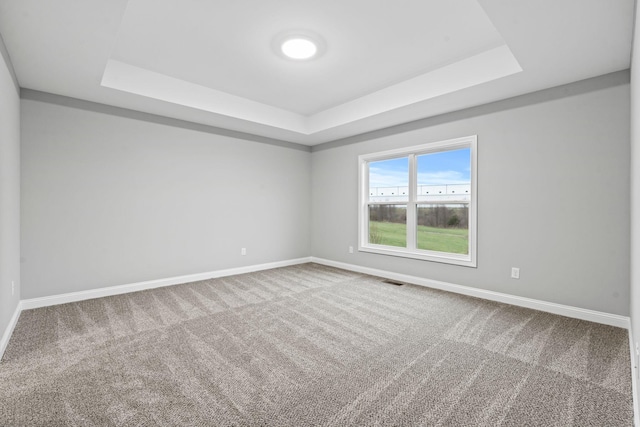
[[369, 167, 408, 187], [417, 170, 469, 185], [370, 167, 469, 187], [369, 167, 471, 188]]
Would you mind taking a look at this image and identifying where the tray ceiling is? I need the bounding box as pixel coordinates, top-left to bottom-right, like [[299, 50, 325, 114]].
[[0, 0, 633, 145]]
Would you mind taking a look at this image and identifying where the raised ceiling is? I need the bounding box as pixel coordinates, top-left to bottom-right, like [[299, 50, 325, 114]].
[[0, 0, 634, 145]]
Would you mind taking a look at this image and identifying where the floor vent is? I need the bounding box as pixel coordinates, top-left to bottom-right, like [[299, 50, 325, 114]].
[[382, 279, 405, 286]]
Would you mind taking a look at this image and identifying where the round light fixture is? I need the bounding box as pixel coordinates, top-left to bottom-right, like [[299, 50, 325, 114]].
[[281, 37, 318, 60], [273, 31, 325, 61]]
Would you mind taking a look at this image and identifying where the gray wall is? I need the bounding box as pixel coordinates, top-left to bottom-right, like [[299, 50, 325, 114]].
[[0, 37, 20, 340], [21, 96, 311, 299], [17, 70, 633, 319], [311, 72, 630, 316], [630, 0, 640, 404]]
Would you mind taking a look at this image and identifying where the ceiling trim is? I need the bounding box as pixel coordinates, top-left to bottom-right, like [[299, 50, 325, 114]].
[[101, 44, 521, 136], [311, 69, 631, 152], [101, 59, 308, 133], [0, 31, 19, 94], [20, 89, 311, 153], [17, 69, 629, 155], [306, 44, 521, 133]]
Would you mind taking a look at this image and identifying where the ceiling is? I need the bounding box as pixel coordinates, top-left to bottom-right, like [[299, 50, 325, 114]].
[[0, 0, 634, 146]]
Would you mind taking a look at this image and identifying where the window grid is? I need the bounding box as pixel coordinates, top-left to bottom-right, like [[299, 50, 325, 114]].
[[358, 135, 477, 267]]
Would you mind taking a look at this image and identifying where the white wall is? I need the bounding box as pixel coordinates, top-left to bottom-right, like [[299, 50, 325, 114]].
[[311, 72, 630, 316], [21, 95, 311, 299], [0, 37, 20, 344], [630, 0, 640, 405]]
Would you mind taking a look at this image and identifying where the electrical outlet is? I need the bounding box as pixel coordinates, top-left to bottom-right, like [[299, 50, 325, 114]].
[[349, 246, 354, 254], [11, 281, 15, 296], [511, 267, 520, 279], [241, 248, 247, 256]]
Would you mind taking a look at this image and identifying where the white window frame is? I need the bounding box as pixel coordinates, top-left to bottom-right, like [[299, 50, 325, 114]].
[[358, 135, 477, 267]]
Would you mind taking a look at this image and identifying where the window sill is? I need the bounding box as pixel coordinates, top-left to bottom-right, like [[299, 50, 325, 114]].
[[359, 244, 477, 268]]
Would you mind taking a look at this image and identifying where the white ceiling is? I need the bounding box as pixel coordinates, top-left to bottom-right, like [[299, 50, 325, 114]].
[[0, 0, 634, 146]]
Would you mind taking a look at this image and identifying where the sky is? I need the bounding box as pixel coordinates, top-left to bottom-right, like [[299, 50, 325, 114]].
[[369, 148, 471, 188]]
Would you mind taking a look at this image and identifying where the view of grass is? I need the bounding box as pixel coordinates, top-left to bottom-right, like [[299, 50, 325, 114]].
[[369, 221, 468, 254], [369, 221, 407, 247]]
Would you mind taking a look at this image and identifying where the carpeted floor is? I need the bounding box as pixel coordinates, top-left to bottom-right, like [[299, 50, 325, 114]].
[[0, 263, 634, 426]]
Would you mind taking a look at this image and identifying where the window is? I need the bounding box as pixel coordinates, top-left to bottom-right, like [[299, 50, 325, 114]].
[[358, 135, 477, 267]]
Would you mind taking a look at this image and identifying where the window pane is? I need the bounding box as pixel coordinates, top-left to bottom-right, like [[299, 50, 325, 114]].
[[416, 204, 468, 254], [369, 205, 406, 247], [359, 136, 476, 266], [368, 157, 409, 202], [417, 148, 470, 202]]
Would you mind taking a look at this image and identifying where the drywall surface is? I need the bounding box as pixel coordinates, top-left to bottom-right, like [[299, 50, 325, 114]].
[[0, 36, 20, 341], [630, 0, 640, 404], [311, 73, 631, 316], [21, 97, 311, 298]]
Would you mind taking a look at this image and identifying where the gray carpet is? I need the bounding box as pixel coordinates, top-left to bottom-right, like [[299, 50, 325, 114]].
[[0, 263, 633, 426]]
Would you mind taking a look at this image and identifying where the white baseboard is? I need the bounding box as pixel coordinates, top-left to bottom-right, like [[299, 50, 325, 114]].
[[5, 255, 640, 425], [630, 327, 640, 427], [8, 255, 632, 344], [311, 257, 631, 329], [21, 257, 312, 310], [5, 256, 637, 423], [0, 301, 22, 361], [3, 257, 309, 361]]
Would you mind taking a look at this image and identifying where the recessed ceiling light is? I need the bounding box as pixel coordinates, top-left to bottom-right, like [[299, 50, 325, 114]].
[[273, 31, 325, 61], [281, 37, 317, 60]]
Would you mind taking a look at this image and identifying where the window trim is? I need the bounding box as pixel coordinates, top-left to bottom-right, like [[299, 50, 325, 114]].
[[358, 135, 477, 267]]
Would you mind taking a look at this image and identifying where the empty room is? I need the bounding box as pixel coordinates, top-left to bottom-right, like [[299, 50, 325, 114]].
[[1, 0, 640, 425]]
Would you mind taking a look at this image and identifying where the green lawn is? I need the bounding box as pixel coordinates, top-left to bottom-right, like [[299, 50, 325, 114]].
[[369, 221, 468, 254]]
